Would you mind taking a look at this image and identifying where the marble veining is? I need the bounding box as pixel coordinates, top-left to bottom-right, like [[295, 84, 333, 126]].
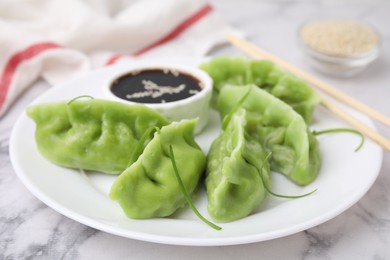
[[303, 228, 344, 259], [1, 0, 390, 259]]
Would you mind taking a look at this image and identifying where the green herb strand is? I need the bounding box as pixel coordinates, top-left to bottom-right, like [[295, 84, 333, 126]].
[[260, 152, 317, 199], [312, 128, 364, 152], [126, 126, 158, 168], [265, 185, 317, 199], [222, 87, 252, 129], [67, 95, 94, 105], [168, 145, 222, 231]]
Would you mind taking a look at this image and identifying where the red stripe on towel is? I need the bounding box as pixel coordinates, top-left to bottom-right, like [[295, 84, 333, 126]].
[[106, 54, 122, 66], [105, 4, 213, 65], [0, 42, 62, 112]]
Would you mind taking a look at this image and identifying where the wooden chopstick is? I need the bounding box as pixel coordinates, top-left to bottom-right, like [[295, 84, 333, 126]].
[[226, 34, 390, 128], [320, 97, 390, 151], [225, 33, 390, 152]]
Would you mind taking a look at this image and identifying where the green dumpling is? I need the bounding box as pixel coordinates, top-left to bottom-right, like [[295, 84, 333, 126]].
[[218, 85, 320, 186], [200, 56, 319, 123], [27, 98, 170, 174], [206, 108, 271, 222], [110, 119, 206, 219]]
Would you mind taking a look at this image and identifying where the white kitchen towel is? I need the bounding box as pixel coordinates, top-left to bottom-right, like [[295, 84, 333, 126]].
[[0, 0, 233, 117]]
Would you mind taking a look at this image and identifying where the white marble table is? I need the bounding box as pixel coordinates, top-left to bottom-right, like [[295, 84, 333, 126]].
[[1, 0, 390, 259]]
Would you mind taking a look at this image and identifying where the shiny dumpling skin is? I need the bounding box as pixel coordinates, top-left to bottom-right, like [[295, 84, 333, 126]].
[[206, 109, 271, 222], [109, 119, 206, 219], [200, 56, 319, 123], [218, 85, 320, 186], [27, 99, 170, 174]]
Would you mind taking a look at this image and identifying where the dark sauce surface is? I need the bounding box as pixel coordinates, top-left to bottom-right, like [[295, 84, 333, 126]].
[[110, 69, 203, 104]]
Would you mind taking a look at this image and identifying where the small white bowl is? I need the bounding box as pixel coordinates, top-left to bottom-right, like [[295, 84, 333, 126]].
[[102, 62, 213, 134]]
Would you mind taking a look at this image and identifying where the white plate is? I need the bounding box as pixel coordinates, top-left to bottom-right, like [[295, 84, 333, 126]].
[[9, 60, 383, 246]]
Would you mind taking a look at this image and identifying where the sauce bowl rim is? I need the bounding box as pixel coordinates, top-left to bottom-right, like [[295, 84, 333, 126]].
[[102, 62, 213, 109]]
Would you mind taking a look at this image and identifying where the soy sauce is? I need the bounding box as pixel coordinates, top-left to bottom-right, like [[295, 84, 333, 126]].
[[110, 69, 203, 104]]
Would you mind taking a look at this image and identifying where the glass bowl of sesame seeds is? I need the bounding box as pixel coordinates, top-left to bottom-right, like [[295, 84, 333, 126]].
[[298, 18, 381, 77]]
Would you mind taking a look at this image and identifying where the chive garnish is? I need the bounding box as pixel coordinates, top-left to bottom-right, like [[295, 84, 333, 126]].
[[168, 145, 222, 231], [312, 128, 364, 152], [126, 126, 158, 168], [260, 152, 317, 199], [67, 95, 94, 105], [264, 185, 317, 199], [221, 87, 251, 129]]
